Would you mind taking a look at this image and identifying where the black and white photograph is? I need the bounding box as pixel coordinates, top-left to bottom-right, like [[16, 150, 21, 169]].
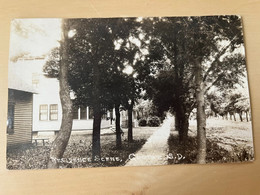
[[6, 16, 254, 170]]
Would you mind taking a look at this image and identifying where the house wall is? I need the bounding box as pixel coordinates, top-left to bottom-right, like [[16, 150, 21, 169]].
[[32, 74, 110, 134], [7, 89, 33, 147]]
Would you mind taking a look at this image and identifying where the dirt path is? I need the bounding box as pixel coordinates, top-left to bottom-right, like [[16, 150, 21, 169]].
[[125, 117, 173, 166]]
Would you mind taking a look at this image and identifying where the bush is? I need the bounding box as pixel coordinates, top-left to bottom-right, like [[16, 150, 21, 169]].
[[138, 118, 147, 126], [147, 116, 161, 127]]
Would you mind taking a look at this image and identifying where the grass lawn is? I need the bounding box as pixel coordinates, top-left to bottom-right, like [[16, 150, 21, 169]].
[[168, 117, 254, 164], [7, 126, 159, 169]]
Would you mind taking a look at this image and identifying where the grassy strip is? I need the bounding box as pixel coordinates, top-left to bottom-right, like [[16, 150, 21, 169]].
[[7, 127, 158, 169], [167, 133, 254, 164]]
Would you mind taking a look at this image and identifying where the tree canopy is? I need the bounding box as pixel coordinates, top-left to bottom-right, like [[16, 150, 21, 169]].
[[43, 16, 249, 164]]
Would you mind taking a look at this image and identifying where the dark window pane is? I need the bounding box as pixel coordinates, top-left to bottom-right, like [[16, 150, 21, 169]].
[[80, 107, 87, 120], [73, 107, 79, 120]]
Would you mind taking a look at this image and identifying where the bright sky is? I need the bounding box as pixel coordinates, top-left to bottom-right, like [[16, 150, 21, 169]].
[[9, 18, 61, 58]]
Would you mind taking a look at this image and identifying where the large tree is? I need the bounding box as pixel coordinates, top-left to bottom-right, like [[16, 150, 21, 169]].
[[48, 19, 73, 168], [140, 16, 246, 163], [190, 16, 245, 163]]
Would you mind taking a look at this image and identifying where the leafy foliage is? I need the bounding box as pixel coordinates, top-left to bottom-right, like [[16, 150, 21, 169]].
[[41, 16, 249, 163], [207, 87, 250, 119], [43, 47, 60, 78]]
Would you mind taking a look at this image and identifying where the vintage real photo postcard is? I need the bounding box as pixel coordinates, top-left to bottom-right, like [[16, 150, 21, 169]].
[[6, 16, 254, 169]]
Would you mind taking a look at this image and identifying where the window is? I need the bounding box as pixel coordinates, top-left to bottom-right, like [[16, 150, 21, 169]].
[[7, 103, 15, 134], [80, 107, 87, 120], [39, 104, 48, 121], [89, 107, 94, 119], [49, 104, 58, 121], [32, 73, 39, 88], [73, 106, 79, 120]]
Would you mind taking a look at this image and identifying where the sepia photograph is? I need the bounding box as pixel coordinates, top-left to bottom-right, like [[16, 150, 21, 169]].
[[6, 16, 254, 170]]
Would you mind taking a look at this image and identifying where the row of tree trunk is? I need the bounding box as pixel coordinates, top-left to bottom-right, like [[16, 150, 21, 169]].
[[48, 20, 134, 168], [225, 111, 250, 122], [208, 111, 251, 122]]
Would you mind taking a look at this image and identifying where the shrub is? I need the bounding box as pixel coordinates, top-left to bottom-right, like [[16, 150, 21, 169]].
[[147, 116, 161, 127], [230, 145, 254, 162], [138, 118, 147, 126]]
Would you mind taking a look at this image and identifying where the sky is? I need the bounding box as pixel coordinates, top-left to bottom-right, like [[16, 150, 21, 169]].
[[9, 18, 61, 59], [8, 19, 62, 87]]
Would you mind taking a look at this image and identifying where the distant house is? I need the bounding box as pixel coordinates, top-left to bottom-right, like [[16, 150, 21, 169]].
[[7, 72, 37, 147]]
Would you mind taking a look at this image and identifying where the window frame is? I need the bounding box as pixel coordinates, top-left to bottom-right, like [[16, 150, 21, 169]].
[[80, 106, 87, 120], [39, 104, 48, 121], [49, 104, 58, 121], [72, 105, 79, 120]]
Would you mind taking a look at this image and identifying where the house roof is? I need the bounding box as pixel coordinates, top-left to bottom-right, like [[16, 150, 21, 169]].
[[8, 71, 38, 94]]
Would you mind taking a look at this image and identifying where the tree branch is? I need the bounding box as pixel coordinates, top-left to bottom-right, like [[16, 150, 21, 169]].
[[203, 36, 237, 82], [204, 73, 224, 94]]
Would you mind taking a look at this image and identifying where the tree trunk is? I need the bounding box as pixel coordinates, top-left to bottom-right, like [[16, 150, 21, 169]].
[[175, 108, 189, 143], [92, 51, 102, 161], [110, 110, 113, 125], [239, 111, 243, 122], [48, 19, 73, 169], [246, 111, 249, 122], [175, 111, 180, 132], [115, 103, 122, 149], [233, 114, 236, 121], [127, 102, 134, 142], [92, 107, 102, 161], [195, 59, 207, 164], [178, 114, 189, 143]]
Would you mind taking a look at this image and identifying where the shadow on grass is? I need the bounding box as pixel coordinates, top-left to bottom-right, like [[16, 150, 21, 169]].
[[6, 138, 147, 169], [167, 134, 254, 164], [7, 144, 50, 169]]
